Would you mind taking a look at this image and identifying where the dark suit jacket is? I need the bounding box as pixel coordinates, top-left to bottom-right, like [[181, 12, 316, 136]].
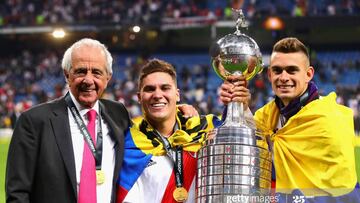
[[6, 95, 131, 203]]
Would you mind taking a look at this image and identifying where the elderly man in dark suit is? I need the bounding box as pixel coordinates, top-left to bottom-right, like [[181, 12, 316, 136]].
[[6, 38, 131, 203]]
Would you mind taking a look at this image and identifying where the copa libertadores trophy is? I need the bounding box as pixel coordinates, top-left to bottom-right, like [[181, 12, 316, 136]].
[[196, 9, 272, 202]]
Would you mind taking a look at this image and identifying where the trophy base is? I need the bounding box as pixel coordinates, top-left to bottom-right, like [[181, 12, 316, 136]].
[[196, 125, 272, 203]]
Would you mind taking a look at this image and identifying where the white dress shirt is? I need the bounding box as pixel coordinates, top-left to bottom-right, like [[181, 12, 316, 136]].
[[68, 92, 115, 203]]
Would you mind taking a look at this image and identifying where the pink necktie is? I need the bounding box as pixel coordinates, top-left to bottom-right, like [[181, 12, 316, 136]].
[[78, 109, 97, 203]]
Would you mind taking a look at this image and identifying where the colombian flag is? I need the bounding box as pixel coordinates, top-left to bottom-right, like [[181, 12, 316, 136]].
[[116, 112, 221, 202], [116, 128, 152, 202], [255, 92, 360, 202]]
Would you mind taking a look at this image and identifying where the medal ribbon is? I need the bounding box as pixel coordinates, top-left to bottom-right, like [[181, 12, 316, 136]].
[[152, 125, 186, 201], [174, 146, 184, 188], [65, 93, 103, 170]]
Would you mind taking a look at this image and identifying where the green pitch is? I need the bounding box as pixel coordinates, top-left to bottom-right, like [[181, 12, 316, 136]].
[[0, 137, 10, 203]]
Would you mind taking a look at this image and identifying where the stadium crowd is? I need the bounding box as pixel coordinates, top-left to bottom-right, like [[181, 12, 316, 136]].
[[1, 0, 359, 27], [0, 49, 359, 133], [0, 0, 359, 132]]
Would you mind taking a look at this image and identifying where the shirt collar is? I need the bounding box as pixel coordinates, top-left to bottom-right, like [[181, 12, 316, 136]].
[[68, 91, 99, 117]]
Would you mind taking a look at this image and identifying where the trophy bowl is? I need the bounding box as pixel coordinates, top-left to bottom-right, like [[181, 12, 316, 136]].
[[210, 33, 263, 81], [209, 31, 264, 128]]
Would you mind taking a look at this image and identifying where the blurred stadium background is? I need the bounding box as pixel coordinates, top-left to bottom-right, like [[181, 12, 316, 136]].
[[0, 0, 360, 202]]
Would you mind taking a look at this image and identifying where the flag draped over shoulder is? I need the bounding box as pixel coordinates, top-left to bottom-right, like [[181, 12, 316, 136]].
[[116, 110, 222, 202], [255, 92, 358, 199]]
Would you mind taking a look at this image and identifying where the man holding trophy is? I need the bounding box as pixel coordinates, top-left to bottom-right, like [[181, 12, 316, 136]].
[[221, 37, 359, 202], [198, 6, 359, 202]]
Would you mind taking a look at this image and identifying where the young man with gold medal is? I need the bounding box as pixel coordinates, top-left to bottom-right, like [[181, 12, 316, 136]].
[[116, 59, 249, 202]]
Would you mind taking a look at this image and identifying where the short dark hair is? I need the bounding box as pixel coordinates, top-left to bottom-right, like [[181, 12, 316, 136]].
[[138, 58, 177, 90], [273, 37, 309, 60]]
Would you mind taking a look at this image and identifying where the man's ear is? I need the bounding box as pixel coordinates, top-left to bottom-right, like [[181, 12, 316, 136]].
[[306, 66, 315, 82], [63, 70, 69, 82], [137, 92, 141, 104], [176, 89, 180, 102], [267, 68, 271, 81], [106, 73, 112, 82]]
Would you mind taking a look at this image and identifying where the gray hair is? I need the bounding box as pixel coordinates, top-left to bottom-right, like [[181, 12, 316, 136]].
[[61, 38, 113, 74]]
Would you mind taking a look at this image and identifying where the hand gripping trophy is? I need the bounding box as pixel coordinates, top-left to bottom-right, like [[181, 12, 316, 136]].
[[196, 9, 272, 202]]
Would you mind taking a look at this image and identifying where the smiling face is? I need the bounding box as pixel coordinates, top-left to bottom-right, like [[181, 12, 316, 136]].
[[64, 45, 111, 108], [268, 51, 314, 106], [137, 72, 180, 126]]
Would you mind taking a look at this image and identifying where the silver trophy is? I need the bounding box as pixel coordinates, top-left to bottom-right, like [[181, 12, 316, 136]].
[[196, 9, 272, 202]]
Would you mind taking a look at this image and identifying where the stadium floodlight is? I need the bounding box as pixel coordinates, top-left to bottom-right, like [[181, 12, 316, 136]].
[[52, 28, 66, 38], [264, 16, 284, 30], [132, 25, 141, 33]]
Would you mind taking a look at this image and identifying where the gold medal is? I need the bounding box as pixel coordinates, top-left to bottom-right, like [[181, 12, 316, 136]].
[[96, 170, 105, 185], [173, 187, 188, 202]]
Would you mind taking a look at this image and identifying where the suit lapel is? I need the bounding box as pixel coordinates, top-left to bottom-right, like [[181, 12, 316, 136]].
[[100, 102, 122, 146], [99, 101, 124, 200], [50, 97, 77, 197]]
